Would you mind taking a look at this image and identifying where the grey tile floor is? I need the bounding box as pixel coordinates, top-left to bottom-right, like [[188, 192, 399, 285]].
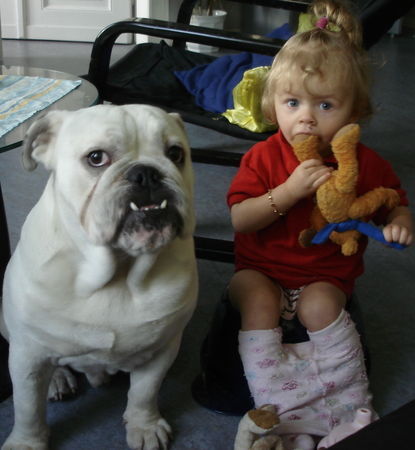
[[0, 34, 415, 449]]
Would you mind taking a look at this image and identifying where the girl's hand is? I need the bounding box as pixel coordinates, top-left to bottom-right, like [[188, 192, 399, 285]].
[[384, 206, 413, 247], [383, 223, 413, 246], [284, 159, 332, 202]]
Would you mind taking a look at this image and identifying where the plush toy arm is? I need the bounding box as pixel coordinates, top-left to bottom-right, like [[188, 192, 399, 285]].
[[299, 206, 327, 247], [348, 187, 400, 219], [292, 134, 321, 162]]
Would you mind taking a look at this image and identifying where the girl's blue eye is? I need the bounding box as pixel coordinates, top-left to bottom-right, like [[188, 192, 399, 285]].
[[320, 102, 332, 111], [287, 99, 299, 107]]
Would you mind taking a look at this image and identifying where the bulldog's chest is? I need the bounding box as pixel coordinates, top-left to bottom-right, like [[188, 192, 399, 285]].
[[13, 270, 197, 366], [6, 231, 197, 367], [54, 312, 184, 371], [38, 293, 195, 373]]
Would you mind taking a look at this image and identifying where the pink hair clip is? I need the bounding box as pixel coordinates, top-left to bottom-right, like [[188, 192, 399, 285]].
[[316, 17, 329, 29]]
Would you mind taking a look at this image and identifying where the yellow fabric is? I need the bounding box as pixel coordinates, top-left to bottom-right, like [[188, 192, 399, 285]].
[[222, 66, 277, 133], [297, 12, 341, 33], [297, 12, 315, 33]]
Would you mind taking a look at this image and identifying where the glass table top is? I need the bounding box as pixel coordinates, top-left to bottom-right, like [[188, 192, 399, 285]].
[[0, 65, 99, 152]]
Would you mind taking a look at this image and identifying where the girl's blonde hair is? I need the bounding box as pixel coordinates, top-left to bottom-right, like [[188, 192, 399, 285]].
[[262, 0, 372, 125]]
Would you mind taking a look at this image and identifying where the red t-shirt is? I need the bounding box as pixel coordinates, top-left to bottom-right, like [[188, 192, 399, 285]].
[[227, 130, 408, 295]]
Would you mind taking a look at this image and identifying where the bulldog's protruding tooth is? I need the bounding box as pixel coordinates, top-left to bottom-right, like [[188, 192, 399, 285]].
[[130, 201, 139, 211], [160, 199, 167, 209]]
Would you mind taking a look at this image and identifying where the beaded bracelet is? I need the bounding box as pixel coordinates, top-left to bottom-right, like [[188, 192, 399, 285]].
[[267, 189, 286, 216]]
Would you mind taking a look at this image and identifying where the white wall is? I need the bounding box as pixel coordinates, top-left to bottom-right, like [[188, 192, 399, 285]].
[[0, 0, 134, 42]]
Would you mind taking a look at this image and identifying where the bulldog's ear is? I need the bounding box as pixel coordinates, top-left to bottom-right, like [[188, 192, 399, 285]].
[[22, 110, 67, 171], [168, 112, 185, 132]]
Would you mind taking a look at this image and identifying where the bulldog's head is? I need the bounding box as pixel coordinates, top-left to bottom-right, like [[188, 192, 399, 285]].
[[23, 104, 195, 256]]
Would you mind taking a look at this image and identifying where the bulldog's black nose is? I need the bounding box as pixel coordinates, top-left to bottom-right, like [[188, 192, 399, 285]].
[[126, 165, 162, 188]]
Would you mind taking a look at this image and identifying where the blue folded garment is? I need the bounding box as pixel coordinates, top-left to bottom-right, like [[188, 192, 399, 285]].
[[174, 23, 293, 113]]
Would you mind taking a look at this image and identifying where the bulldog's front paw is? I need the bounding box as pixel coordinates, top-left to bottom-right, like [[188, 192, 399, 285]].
[[1, 433, 48, 450], [125, 418, 172, 450]]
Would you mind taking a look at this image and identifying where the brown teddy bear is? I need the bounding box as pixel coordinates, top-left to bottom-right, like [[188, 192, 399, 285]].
[[234, 404, 283, 450], [293, 123, 400, 256], [233, 405, 316, 449]]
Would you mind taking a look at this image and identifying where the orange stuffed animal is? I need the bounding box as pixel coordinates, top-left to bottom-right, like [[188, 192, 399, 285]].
[[293, 123, 400, 256]]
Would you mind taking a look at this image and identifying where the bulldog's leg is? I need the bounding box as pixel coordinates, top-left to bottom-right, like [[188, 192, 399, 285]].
[[124, 334, 182, 450], [47, 366, 78, 401], [2, 342, 54, 450]]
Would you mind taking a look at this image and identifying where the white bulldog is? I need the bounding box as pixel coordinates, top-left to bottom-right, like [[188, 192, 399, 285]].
[[0, 104, 198, 450]]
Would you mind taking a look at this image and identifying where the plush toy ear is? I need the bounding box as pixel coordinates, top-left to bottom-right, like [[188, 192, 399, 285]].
[[22, 110, 68, 171]]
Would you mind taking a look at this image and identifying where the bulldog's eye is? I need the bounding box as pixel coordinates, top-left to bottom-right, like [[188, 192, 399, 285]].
[[87, 150, 111, 168], [166, 145, 184, 165]]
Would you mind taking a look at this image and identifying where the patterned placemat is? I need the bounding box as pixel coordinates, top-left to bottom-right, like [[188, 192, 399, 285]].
[[0, 75, 82, 138]]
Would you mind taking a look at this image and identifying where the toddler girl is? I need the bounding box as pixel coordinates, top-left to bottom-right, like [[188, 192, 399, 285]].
[[227, 0, 413, 446]]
